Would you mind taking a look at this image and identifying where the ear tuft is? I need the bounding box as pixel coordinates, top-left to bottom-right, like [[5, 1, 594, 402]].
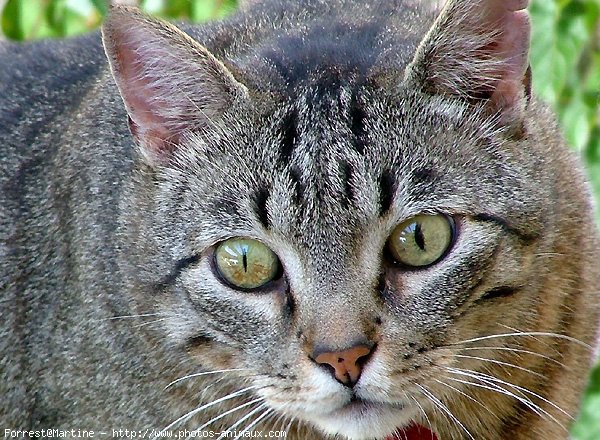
[[102, 6, 247, 166], [406, 0, 531, 125]]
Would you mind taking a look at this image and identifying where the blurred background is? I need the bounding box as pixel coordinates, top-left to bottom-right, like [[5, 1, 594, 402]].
[[1, 0, 598, 437]]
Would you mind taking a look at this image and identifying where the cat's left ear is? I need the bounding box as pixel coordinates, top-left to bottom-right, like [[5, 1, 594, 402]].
[[102, 6, 248, 166], [405, 0, 531, 127]]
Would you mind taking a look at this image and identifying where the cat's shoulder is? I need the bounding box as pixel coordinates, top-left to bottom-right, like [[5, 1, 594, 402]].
[[0, 33, 106, 158]]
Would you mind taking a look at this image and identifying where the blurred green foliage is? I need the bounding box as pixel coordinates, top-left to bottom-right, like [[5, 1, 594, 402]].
[[530, 0, 600, 226], [1, 0, 599, 437], [0, 0, 238, 40]]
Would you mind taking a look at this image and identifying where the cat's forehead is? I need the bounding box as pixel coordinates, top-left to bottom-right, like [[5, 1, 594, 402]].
[[178, 78, 541, 258], [259, 83, 490, 197]]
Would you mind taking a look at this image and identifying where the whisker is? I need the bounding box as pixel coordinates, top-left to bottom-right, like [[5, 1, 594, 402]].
[[193, 397, 264, 432], [98, 312, 162, 321], [217, 403, 268, 439], [284, 415, 295, 437], [452, 354, 547, 378], [452, 332, 591, 350], [448, 367, 572, 420], [239, 407, 274, 435], [294, 415, 302, 438], [459, 346, 567, 368], [408, 394, 436, 440], [165, 368, 251, 390], [534, 252, 564, 258], [266, 410, 286, 435], [445, 374, 547, 419], [272, 410, 289, 434], [156, 385, 261, 436], [445, 367, 571, 429], [497, 325, 565, 357], [255, 407, 279, 432], [446, 370, 559, 428], [433, 378, 500, 422], [134, 318, 167, 329], [414, 382, 475, 440], [282, 416, 294, 436]]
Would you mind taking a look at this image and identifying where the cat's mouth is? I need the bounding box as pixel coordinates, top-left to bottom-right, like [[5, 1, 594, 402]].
[[337, 395, 405, 416], [316, 396, 439, 440]]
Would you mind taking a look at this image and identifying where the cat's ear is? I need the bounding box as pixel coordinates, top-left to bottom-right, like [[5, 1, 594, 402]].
[[405, 0, 531, 126], [102, 6, 247, 166]]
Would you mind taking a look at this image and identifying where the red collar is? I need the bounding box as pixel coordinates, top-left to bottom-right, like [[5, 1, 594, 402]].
[[386, 424, 439, 440]]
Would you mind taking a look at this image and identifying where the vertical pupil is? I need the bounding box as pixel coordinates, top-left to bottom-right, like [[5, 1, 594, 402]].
[[414, 223, 426, 250], [242, 248, 248, 272]]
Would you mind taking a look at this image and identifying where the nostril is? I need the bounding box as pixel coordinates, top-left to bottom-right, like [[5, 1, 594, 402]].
[[356, 347, 374, 367], [318, 361, 337, 379], [312, 343, 375, 387]]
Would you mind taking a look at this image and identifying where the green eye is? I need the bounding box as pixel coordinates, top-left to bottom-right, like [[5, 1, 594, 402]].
[[214, 238, 281, 289], [388, 214, 454, 267]]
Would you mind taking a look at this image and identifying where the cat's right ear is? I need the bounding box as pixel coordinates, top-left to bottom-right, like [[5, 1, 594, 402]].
[[102, 6, 248, 166], [405, 0, 531, 128]]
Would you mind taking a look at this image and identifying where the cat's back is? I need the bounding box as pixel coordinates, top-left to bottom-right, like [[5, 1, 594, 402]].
[[0, 34, 110, 245], [0, 33, 106, 157], [0, 33, 109, 284]]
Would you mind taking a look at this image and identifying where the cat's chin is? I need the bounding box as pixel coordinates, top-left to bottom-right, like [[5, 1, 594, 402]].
[[306, 398, 418, 440]]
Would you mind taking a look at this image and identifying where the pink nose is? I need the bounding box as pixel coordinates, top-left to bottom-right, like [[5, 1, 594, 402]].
[[313, 344, 374, 386]]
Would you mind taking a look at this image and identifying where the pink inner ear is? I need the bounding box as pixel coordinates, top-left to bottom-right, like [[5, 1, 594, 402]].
[[406, 0, 532, 117], [114, 34, 182, 160], [104, 10, 246, 166], [490, 9, 530, 111]]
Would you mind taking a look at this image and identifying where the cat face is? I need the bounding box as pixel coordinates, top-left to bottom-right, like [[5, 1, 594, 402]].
[[130, 85, 543, 439], [103, 1, 597, 439]]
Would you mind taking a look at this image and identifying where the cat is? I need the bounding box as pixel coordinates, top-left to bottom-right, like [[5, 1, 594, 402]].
[[1, 0, 599, 439]]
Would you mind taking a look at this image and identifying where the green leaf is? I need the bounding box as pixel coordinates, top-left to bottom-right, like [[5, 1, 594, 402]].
[[584, 53, 600, 98], [191, 0, 214, 21], [573, 364, 600, 440], [89, 0, 108, 17], [530, 0, 561, 103], [1, 0, 25, 40], [561, 92, 592, 150]]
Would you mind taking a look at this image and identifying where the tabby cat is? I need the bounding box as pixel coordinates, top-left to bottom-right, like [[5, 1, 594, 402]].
[[1, 0, 598, 439]]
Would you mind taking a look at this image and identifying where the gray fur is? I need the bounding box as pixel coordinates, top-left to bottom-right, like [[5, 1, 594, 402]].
[[1, 1, 598, 439]]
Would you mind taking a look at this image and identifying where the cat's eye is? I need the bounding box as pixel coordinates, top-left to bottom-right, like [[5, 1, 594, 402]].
[[214, 238, 281, 290], [388, 214, 454, 267]]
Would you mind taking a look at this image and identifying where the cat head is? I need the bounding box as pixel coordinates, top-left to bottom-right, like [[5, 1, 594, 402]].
[[102, 1, 574, 438]]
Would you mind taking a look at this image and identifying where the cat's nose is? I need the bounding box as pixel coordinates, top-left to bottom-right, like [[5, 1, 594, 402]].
[[312, 343, 375, 387]]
